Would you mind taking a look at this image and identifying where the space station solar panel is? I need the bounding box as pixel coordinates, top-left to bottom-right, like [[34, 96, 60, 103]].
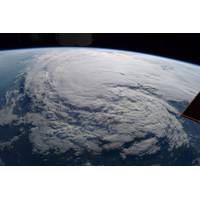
[[182, 92, 200, 123]]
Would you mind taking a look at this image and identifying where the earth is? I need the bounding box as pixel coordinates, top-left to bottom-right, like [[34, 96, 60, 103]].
[[0, 47, 200, 166]]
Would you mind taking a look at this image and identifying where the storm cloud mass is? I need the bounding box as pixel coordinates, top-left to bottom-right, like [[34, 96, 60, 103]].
[[0, 48, 200, 165]]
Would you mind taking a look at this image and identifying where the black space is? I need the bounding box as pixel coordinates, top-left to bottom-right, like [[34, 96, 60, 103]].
[[0, 33, 200, 65]]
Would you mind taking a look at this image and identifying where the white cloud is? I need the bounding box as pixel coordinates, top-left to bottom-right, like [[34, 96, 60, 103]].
[[0, 48, 200, 164]]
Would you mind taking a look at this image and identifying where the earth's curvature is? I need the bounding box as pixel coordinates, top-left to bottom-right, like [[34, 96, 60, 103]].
[[0, 47, 200, 165]]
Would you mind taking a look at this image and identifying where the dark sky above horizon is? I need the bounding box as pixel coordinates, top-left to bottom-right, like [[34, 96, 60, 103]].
[[0, 33, 199, 65]]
